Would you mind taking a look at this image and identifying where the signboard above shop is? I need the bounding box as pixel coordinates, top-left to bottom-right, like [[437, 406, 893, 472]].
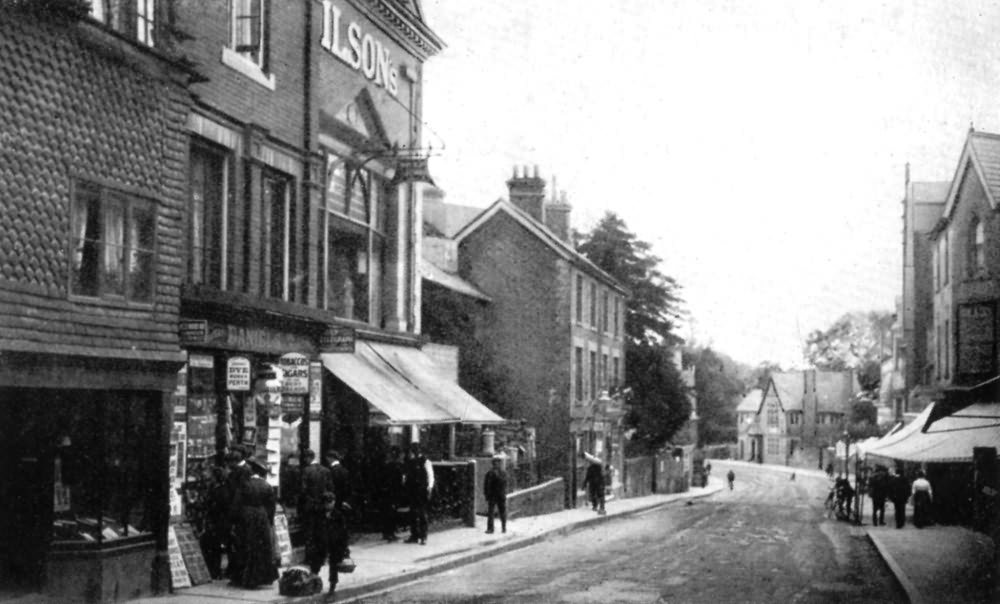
[[321, 325, 356, 353], [320, 0, 402, 96]]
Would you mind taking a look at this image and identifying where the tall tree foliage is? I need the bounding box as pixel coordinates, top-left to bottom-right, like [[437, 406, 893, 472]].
[[804, 311, 894, 394], [576, 213, 684, 347], [576, 212, 688, 453], [683, 346, 744, 445]]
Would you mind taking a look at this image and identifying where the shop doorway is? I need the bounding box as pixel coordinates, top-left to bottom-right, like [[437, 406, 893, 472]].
[[0, 391, 53, 594]]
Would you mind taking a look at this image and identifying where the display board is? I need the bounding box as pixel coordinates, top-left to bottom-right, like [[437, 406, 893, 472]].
[[274, 509, 292, 566], [167, 526, 192, 589], [174, 524, 212, 586]]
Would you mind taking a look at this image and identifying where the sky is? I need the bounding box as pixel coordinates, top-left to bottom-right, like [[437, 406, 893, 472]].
[[418, 0, 1000, 368]]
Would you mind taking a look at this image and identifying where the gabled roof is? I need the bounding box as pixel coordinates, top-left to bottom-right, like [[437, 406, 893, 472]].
[[453, 198, 628, 295], [736, 389, 763, 413], [769, 372, 804, 411], [941, 130, 1000, 223]]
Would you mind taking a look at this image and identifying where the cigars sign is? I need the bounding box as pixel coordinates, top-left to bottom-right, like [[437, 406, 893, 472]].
[[320, 0, 401, 96]]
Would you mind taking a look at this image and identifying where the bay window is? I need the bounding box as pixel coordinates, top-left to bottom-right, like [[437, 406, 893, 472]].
[[323, 156, 387, 325]]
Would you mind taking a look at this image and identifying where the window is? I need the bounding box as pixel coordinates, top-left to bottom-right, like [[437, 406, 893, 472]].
[[942, 233, 950, 285], [589, 282, 596, 327], [71, 182, 156, 302], [612, 356, 620, 389], [944, 319, 950, 379], [589, 350, 597, 400], [766, 403, 778, 427], [766, 438, 779, 455], [602, 354, 608, 390], [233, 0, 265, 67], [789, 412, 801, 425], [223, 0, 274, 89], [613, 297, 620, 337], [970, 218, 985, 276], [574, 347, 584, 402], [602, 291, 609, 333], [933, 243, 940, 290], [89, 0, 157, 47], [188, 143, 231, 289], [261, 171, 294, 301], [575, 275, 583, 324], [324, 157, 388, 325]]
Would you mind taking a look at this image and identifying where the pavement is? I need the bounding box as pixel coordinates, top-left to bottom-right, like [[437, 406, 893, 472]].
[[717, 459, 999, 604], [121, 479, 725, 604]]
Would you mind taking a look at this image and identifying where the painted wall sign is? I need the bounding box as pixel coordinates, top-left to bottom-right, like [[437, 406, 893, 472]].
[[280, 353, 310, 394], [227, 356, 252, 391], [320, 0, 400, 96], [179, 320, 208, 344]]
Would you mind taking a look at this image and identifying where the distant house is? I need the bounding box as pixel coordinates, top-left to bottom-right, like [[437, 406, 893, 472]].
[[737, 370, 859, 467]]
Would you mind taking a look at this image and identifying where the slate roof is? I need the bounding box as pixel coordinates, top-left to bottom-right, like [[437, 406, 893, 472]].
[[454, 199, 629, 295], [765, 370, 857, 413], [942, 130, 1000, 220], [736, 389, 763, 412], [770, 372, 805, 411]]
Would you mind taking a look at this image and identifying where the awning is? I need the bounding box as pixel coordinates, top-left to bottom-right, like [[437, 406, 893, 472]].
[[366, 342, 504, 424], [865, 402, 1000, 463], [865, 403, 935, 458], [320, 341, 504, 426], [320, 343, 455, 426]]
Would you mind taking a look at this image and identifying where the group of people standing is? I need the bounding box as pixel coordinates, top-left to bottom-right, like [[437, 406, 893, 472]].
[[199, 445, 280, 590], [867, 466, 934, 529], [376, 443, 436, 545]]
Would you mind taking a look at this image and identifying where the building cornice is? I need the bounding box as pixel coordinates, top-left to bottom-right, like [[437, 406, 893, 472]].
[[352, 0, 445, 61]]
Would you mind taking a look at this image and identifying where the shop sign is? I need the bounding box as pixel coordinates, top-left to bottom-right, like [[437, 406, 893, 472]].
[[309, 361, 323, 414], [188, 354, 214, 369], [179, 320, 208, 344], [226, 357, 252, 391], [320, 0, 400, 96], [280, 353, 310, 394], [320, 325, 356, 353]]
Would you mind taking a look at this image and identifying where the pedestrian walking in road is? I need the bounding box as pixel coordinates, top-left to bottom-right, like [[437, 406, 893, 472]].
[[378, 446, 404, 542], [889, 469, 909, 528], [582, 452, 606, 514], [911, 470, 933, 528], [726, 469, 735, 490], [484, 454, 508, 534], [403, 443, 434, 544], [868, 466, 889, 526], [298, 449, 332, 580]]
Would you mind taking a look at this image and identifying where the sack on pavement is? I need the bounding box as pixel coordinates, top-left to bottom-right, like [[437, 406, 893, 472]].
[[278, 567, 322, 596]]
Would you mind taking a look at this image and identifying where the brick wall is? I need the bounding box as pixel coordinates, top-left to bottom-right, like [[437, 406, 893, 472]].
[[176, 0, 306, 148], [460, 212, 572, 466], [0, 16, 191, 359]]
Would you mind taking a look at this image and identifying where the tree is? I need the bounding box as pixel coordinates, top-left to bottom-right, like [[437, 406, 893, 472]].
[[804, 311, 894, 394], [576, 212, 689, 453], [684, 346, 744, 445], [576, 213, 684, 347]]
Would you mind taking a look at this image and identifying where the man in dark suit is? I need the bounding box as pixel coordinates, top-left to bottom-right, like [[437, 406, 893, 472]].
[[403, 443, 434, 544], [483, 455, 508, 534], [298, 449, 332, 579], [324, 450, 351, 596], [225, 445, 253, 584], [889, 468, 910, 529], [868, 466, 889, 526]]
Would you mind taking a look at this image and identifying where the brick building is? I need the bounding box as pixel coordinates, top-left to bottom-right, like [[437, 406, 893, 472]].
[[424, 168, 630, 503], [737, 370, 858, 467], [929, 130, 1000, 390], [0, 3, 195, 600], [896, 167, 948, 414]]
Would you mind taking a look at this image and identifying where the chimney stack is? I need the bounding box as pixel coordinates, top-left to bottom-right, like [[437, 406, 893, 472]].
[[507, 164, 546, 223], [544, 186, 572, 243]]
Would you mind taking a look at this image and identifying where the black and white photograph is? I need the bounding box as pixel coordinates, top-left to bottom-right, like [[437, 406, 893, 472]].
[[1, 1, 998, 603]]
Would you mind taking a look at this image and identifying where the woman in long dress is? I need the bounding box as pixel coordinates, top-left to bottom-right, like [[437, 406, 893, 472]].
[[235, 461, 279, 588]]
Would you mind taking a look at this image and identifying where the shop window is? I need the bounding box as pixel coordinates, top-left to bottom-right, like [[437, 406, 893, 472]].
[[188, 142, 232, 289], [89, 0, 157, 47], [49, 393, 157, 544], [71, 181, 156, 302], [323, 156, 388, 325]]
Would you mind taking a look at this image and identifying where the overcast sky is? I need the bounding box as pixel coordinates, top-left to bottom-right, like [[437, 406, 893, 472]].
[[419, 0, 1000, 368]]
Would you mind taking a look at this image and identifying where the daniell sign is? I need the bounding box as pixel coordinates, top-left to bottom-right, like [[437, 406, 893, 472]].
[[319, 0, 401, 96]]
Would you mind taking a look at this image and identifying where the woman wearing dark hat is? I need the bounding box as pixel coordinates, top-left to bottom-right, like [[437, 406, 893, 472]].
[[233, 459, 279, 588]]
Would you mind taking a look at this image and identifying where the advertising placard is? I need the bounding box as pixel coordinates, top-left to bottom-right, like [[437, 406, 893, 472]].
[[279, 353, 310, 394], [309, 361, 323, 415], [227, 356, 252, 391]]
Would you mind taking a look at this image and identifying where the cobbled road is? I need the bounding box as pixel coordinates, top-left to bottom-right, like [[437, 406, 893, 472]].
[[351, 461, 906, 604]]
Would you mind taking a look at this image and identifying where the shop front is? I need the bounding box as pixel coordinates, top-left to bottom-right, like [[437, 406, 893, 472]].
[[0, 353, 178, 602]]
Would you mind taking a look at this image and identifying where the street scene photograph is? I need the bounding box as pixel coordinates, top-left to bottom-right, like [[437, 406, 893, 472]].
[[1, 0, 999, 603]]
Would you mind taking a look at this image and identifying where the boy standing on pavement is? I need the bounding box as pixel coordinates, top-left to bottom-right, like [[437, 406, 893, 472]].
[[484, 455, 508, 534]]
